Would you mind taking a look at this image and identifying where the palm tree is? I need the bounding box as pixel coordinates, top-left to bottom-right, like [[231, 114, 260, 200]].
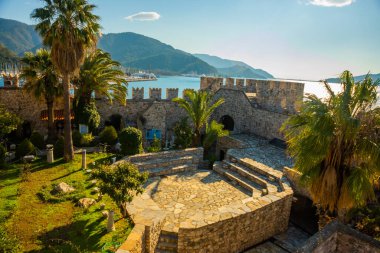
[[173, 90, 224, 146], [281, 70, 380, 221], [74, 49, 127, 105], [20, 49, 62, 142], [32, 0, 101, 161]]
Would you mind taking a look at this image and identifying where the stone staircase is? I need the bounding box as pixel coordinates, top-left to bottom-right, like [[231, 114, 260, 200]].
[[126, 148, 203, 178], [155, 230, 178, 253], [214, 152, 285, 198]]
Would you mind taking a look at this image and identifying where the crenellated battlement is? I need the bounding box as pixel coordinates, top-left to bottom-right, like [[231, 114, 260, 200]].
[[2, 73, 19, 87], [200, 76, 304, 114], [166, 88, 179, 100], [149, 88, 162, 100], [132, 87, 144, 100]]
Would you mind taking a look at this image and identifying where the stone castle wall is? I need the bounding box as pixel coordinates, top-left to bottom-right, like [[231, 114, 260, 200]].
[[177, 193, 293, 252], [201, 76, 304, 114], [0, 76, 305, 142], [0, 87, 65, 135]]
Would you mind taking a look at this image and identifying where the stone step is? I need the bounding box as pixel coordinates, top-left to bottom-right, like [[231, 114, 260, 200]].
[[156, 241, 178, 251], [155, 250, 176, 253], [223, 161, 268, 188], [129, 148, 202, 163], [158, 234, 178, 244], [145, 164, 197, 178], [228, 154, 283, 180], [136, 156, 195, 170], [223, 161, 280, 193], [213, 164, 263, 198], [161, 230, 178, 237]]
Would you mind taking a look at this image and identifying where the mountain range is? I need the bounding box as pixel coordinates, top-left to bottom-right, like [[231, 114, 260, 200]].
[[193, 54, 273, 79], [0, 17, 273, 78], [326, 73, 380, 83]]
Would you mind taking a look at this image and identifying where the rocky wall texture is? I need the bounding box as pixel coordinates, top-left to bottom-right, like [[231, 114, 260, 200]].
[[177, 193, 293, 253], [0, 88, 65, 134], [116, 224, 146, 253], [145, 216, 166, 252]]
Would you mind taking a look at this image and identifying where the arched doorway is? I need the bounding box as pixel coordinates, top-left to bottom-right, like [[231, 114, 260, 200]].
[[220, 115, 234, 131]]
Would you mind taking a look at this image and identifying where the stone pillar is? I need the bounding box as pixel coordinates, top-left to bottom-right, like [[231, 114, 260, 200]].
[[107, 210, 115, 232], [166, 88, 179, 100], [235, 79, 245, 90], [225, 78, 235, 88], [149, 88, 162, 100], [132, 87, 144, 100], [46, 144, 54, 163], [246, 79, 257, 93], [82, 149, 86, 169]]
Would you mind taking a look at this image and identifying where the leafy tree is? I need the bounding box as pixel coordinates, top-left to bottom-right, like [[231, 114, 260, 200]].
[[173, 117, 193, 149], [0, 104, 21, 141], [203, 120, 229, 149], [16, 139, 35, 158], [73, 97, 100, 131], [93, 161, 148, 218], [73, 49, 127, 106], [32, 0, 101, 161], [173, 90, 224, 146], [118, 127, 143, 155], [281, 71, 380, 221], [20, 49, 62, 142]]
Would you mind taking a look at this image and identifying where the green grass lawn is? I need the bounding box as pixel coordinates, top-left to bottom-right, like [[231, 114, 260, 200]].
[[0, 153, 133, 253]]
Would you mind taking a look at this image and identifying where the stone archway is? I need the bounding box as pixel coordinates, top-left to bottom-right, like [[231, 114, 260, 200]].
[[220, 115, 234, 131]]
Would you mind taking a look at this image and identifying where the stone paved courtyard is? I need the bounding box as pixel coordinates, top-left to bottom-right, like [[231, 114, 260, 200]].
[[144, 170, 252, 232]]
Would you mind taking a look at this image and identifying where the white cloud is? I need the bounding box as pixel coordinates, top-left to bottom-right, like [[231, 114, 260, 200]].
[[307, 0, 355, 7], [125, 12, 161, 21]]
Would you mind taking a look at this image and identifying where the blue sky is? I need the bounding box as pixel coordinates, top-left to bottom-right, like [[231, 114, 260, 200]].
[[0, 0, 379, 80]]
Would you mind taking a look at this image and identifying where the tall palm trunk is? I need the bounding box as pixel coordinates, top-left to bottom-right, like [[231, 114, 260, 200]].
[[46, 98, 56, 143], [63, 74, 74, 161], [193, 128, 201, 147]]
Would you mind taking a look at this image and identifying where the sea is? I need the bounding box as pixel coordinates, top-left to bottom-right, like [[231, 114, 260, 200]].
[[1, 75, 379, 106]]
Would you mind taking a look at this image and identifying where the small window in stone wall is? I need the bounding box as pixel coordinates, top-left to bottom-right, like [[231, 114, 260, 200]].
[[146, 129, 161, 140]]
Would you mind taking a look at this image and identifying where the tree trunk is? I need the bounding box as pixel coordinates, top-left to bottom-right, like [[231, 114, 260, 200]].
[[63, 74, 74, 161], [193, 129, 201, 147], [46, 99, 56, 143], [120, 203, 127, 217]]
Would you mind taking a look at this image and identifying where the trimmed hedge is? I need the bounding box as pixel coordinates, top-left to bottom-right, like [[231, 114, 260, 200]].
[[118, 127, 143, 155], [99, 126, 118, 146], [30, 132, 45, 150], [16, 139, 35, 158]]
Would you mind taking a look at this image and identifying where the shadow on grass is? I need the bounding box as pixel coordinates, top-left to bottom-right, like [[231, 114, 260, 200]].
[[52, 168, 83, 182], [30, 158, 66, 173], [27, 217, 107, 253]]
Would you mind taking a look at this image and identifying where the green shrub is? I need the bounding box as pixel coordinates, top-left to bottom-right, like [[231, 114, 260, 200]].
[[72, 130, 83, 147], [0, 143, 6, 164], [15, 139, 35, 158], [147, 135, 161, 153], [99, 126, 118, 146], [82, 133, 94, 147], [54, 136, 64, 158], [118, 127, 143, 155], [30, 132, 45, 150], [174, 117, 193, 149]]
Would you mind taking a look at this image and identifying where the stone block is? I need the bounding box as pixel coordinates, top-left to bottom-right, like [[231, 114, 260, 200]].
[[149, 88, 162, 100], [132, 87, 144, 100], [166, 88, 179, 100]]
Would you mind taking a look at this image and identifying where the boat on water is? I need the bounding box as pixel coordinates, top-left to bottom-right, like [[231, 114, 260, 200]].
[[125, 71, 157, 82]]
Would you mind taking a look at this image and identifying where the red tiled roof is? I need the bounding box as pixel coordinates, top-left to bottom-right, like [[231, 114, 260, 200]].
[[40, 109, 74, 121]]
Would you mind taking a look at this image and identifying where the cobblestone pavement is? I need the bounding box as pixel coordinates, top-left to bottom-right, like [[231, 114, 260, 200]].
[[145, 170, 251, 232]]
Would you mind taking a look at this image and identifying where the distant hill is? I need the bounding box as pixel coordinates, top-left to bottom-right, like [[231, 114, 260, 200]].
[[0, 44, 19, 63], [326, 73, 380, 83], [194, 53, 273, 79], [0, 18, 41, 55], [98, 33, 217, 75]]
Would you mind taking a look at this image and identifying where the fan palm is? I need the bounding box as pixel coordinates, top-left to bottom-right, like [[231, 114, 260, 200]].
[[74, 49, 127, 105], [173, 90, 224, 146], [281, 70, 380, 221], [32, 0, 101, 161], [20, 49, 62, 142]]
